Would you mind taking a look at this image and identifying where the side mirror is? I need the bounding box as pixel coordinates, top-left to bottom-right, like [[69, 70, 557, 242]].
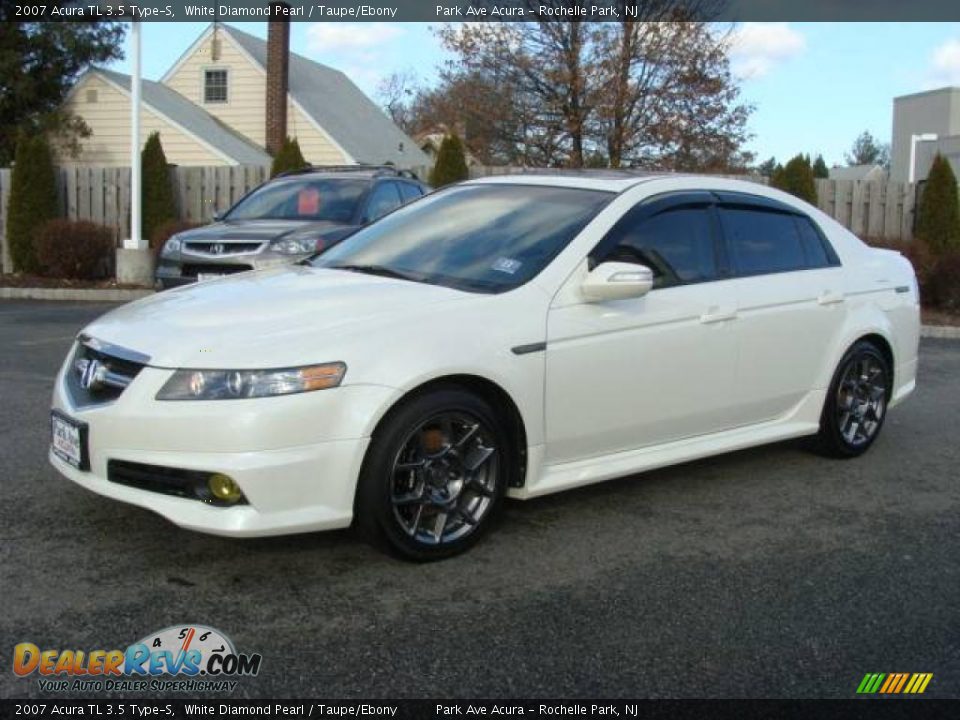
[[212, 210, 225, 222], [580, 262, 654, 302]]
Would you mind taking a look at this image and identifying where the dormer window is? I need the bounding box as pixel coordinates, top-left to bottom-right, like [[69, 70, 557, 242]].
[[204, 69, 228, 104]]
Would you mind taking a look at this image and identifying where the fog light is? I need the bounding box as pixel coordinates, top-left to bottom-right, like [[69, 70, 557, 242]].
[[208, 473, 243, 503]]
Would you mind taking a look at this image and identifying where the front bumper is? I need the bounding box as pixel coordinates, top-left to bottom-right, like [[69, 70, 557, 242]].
[[50, 356, 397, 537], [155, 250, 311, 286]]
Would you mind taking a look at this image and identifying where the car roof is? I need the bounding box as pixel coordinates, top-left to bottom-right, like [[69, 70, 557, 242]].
[[464, 172, 805, 205], [465, 172, 666, 193]]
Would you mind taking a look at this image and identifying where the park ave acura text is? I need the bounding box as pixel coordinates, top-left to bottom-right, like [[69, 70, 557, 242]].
[[49, 174, 920, 559]]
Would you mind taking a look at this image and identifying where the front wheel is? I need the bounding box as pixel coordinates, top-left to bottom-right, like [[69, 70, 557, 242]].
[[355, 388, 509, 560], [816, 341, 891, 458]]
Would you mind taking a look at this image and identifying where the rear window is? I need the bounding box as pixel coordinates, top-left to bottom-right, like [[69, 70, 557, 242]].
[[226, 179, 368, 222], [795, 216, 836, 268], [397, 182, 424, 202], [719, 208, 808, 276]]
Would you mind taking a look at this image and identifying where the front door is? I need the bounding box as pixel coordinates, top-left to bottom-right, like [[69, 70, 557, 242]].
[[544, 196, 741, 465]]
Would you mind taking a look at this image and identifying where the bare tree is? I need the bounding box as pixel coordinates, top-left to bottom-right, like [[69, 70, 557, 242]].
[[377, 70, 419, 133], [433, 3, 752, 171]]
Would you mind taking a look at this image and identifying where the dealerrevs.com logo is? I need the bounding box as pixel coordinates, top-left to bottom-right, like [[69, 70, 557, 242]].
[[13, 624, 262, 693]]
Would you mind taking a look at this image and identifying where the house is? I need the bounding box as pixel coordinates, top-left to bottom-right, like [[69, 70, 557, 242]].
[[60, 22, 429, 169], [414, 125, 481, 167], [828, 164, 888, 183], [891, 87, 960, 183]]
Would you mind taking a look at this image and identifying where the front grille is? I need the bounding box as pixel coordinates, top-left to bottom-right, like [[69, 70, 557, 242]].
[[181, 263, 253, 277], [184, 242, 262, 255], [107, 460, 247, 506], [66, 338, 147, 407]]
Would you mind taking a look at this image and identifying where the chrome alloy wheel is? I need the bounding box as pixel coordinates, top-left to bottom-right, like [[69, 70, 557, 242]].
[[390, 412, 499, 545], [836, 355, 888, 447]]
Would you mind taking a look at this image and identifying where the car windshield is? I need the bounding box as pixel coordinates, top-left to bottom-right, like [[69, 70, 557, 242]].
[[225, 178, 368, 222], [312, 184, 613, 293]]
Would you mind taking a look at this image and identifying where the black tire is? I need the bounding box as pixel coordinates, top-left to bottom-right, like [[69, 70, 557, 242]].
[[816, 340, 891, 458], [355, 387, 511, 561]]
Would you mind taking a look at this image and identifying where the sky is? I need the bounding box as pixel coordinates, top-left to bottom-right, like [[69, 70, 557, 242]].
[[108, 21, 960, 167]]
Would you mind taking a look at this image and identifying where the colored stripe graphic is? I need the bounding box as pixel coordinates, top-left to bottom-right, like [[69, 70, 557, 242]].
[[857, 673, 932, 694]]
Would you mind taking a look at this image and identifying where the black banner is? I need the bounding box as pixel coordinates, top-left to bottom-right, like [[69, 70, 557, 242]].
[[9, 0, 960, 22], [1, 700, 957, 720]]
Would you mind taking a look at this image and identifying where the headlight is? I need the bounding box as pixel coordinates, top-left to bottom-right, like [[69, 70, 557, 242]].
[[156, 362, 346, 400], [161, 235, 183, 258], [271, 236, 317, 255]]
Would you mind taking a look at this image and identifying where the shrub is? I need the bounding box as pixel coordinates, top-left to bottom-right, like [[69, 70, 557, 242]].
[[915, 153, 960, 254], [429, 134, 469, 187], [771, 154, 817, 206], [7, 134, 59, 273], [150, 219, 200, 255], [270, 137, 308, 178], [33, 219, 114, 280], [141, 132, 176, 244], [926, 251, 960, 311]]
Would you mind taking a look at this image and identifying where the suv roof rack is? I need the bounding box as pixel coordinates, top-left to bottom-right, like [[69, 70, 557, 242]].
[[276, 164, 420, 180]]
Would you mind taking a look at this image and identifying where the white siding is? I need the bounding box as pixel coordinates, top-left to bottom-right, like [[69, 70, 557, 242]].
[[59, 74, 226, 166]]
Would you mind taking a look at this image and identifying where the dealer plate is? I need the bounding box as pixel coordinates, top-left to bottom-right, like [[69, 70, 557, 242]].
[[51, 410, 89, 471]]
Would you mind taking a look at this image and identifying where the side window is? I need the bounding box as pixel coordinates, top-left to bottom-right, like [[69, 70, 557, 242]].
[[795, 216, 837, 268], [601, 206, 720, 288], [397, 181, 423, 203], [719, 207, 807, 276], [364, 182, 403, 222]]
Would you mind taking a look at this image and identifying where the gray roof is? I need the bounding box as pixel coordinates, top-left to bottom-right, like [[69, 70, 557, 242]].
[[828, 164, 887, 182], [93, 67, 272, 166], [222, 26, 429, 169]]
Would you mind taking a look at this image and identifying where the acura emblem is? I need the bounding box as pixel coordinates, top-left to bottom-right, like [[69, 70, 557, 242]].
[[210, 243, 225, 255]]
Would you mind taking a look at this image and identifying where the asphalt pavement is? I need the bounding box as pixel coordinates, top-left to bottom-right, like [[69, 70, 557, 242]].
[[1, 299, 959, 699]]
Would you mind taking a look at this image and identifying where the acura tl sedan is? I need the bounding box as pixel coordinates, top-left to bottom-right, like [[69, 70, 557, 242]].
[[50, 175, 920, 560]]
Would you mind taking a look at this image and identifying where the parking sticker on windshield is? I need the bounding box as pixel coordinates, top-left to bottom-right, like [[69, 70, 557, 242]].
[[492, 257, 522, 274]]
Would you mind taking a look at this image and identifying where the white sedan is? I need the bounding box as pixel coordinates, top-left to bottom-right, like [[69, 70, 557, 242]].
[[50, 174, 920, 559]]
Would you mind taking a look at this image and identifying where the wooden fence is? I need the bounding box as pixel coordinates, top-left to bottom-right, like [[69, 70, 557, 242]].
[[0, 164, 919, 274]]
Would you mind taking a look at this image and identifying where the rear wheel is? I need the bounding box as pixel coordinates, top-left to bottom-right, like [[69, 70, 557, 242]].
[[356, 388, 509, 560], [816, 341, 890, 458]]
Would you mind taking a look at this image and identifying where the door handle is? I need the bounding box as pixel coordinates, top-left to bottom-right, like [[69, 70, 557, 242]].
[[700, 306, 738, 324], [818, 290, 845, 306]]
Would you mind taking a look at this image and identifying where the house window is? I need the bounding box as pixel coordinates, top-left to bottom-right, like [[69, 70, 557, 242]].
[[85, 89, 98, 104], [204, 69, 228, 104]]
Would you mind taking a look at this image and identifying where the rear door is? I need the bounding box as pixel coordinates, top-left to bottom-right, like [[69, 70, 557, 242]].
[[716, 195, 845, 424]]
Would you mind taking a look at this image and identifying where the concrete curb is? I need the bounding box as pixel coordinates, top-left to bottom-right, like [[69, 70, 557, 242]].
[[921, 324, 960, 340], [0, 287, 154, 302]]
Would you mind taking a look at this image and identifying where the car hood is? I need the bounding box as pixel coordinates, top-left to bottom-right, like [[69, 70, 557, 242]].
[[179, 220, 345, 243], [82, 265, 474, 369]]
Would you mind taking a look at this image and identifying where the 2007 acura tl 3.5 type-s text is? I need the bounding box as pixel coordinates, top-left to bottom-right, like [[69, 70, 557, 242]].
[[50, 175, 920, 560]]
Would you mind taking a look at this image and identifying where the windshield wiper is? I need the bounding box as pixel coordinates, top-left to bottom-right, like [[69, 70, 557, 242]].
[[327, 264, 420, 282]]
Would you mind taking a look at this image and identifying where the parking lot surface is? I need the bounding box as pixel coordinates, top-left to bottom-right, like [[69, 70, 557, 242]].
[[2, 299, 959, 699]]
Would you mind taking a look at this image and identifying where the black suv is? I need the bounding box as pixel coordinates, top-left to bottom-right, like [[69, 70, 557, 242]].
[[155, 166, 430, 288]]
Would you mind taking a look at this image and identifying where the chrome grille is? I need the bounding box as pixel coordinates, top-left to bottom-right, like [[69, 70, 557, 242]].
[[66, 337, 148, 407], [184, 242, 262, 255]]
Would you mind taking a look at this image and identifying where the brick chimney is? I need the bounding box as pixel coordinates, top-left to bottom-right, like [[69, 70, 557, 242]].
[[265, 2, 290, 156]]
